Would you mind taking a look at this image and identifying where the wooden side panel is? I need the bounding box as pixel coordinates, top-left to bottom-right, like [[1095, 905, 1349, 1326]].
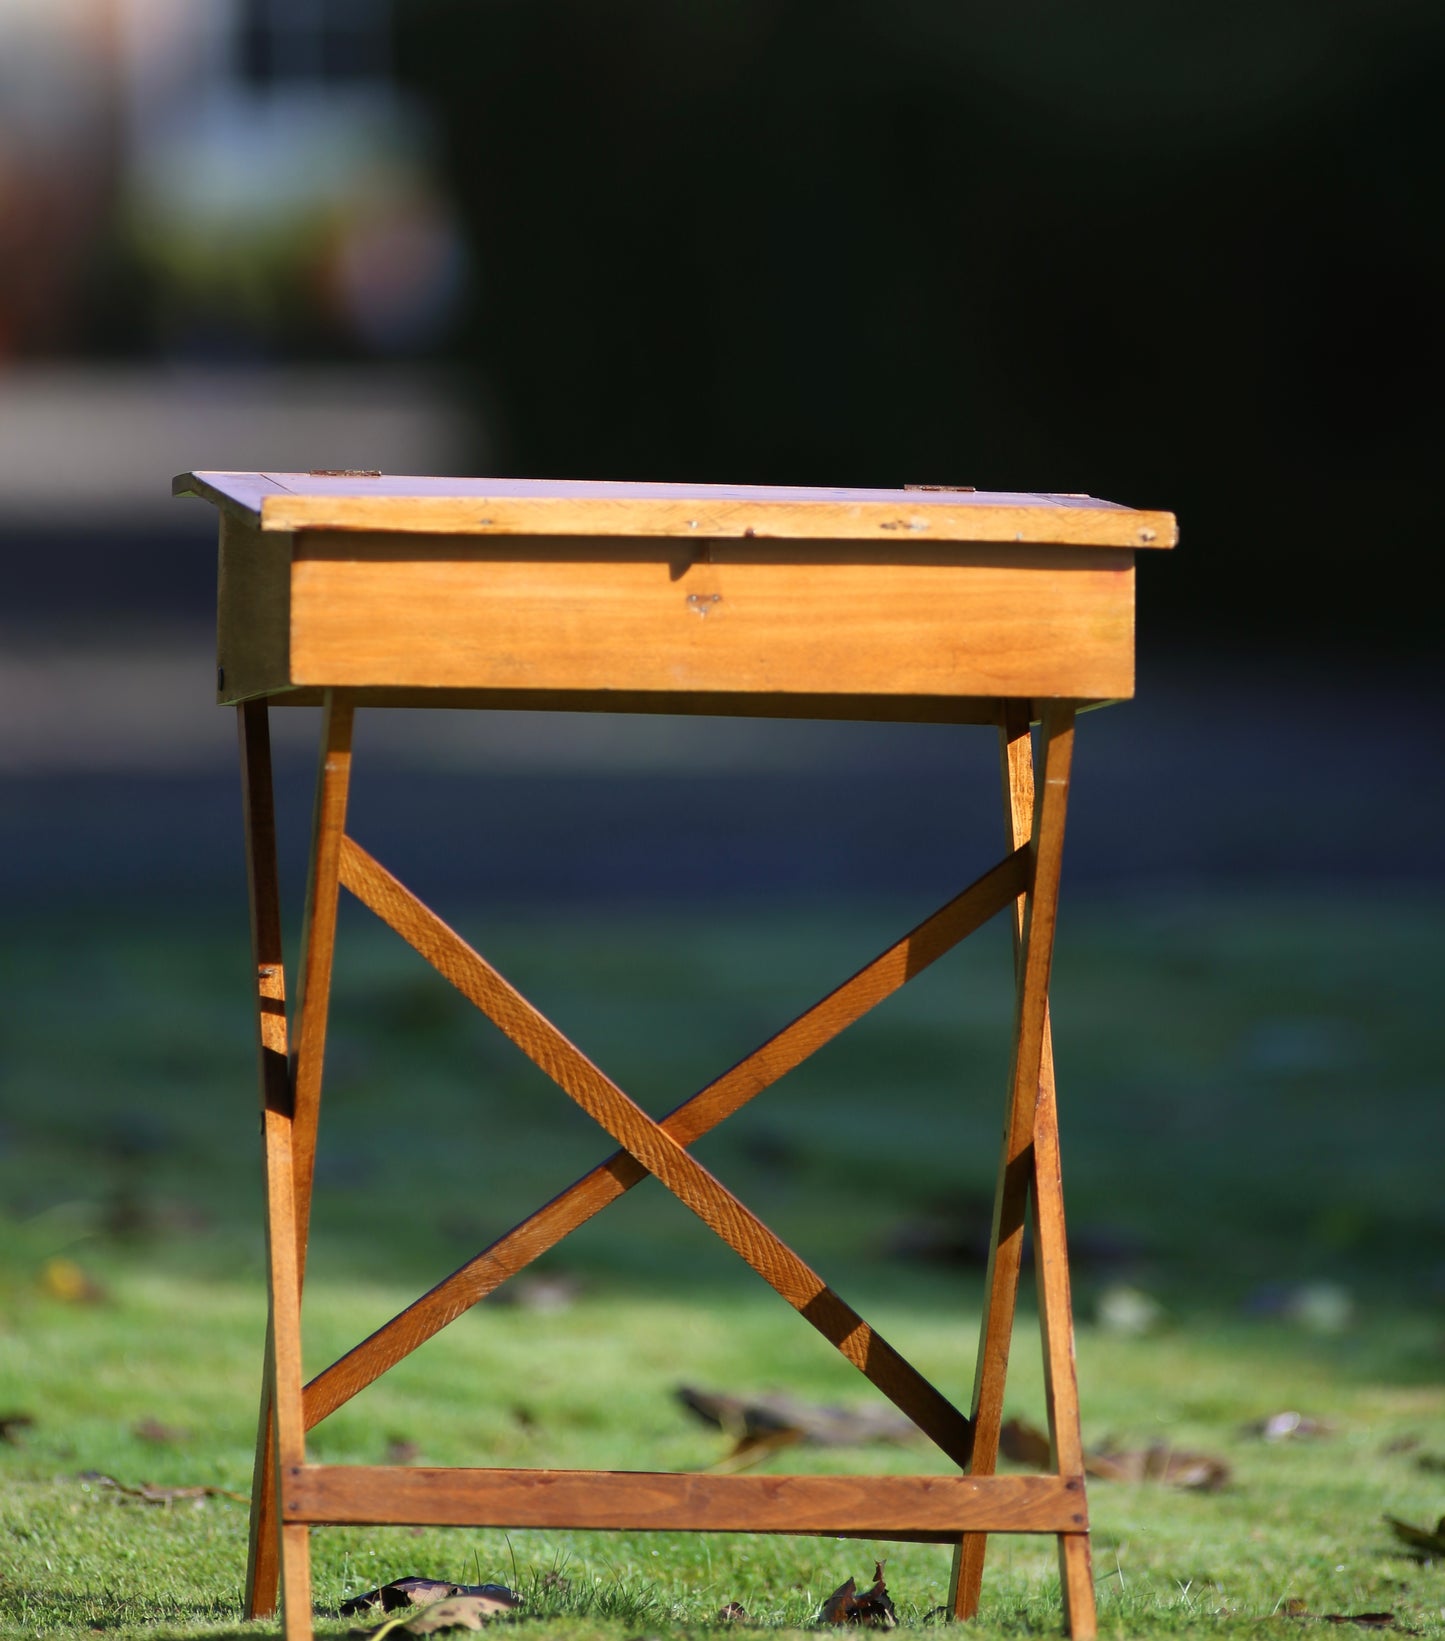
[[217, 518, 294, 703], [284, 1467, 1087, 1535], [286, 536, 1135, 700]]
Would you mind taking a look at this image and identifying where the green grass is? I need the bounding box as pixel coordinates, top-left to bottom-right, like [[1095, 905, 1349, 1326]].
[[2, 890, 1443, 1638]]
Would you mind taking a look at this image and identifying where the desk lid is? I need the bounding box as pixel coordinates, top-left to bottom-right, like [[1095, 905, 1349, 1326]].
[[175, 471, 1176, 549]]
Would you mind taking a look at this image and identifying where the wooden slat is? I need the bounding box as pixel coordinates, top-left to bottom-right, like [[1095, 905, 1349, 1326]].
[[332, 836, 974, 1465], [287, 538, 1136, 701], [1031, 1048, 1094, 1636], [176, 470, 1177, 548], [305, 846, 1029, 1427], [223, 682, 1015, 722], [953, 702, 1077, 1623], [287, 697, 355, 1290], [283, 1466, 1086, 1535], [236, 702, 288, 1622]]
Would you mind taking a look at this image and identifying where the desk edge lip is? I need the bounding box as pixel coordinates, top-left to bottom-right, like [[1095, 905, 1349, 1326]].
[[174, 471, 1178, 550]]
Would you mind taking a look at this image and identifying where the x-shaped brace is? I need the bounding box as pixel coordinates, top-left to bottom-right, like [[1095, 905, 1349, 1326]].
[[303, 833, 1032, 1463]]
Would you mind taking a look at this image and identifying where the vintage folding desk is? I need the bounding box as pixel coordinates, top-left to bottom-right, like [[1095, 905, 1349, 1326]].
[[176, 472, 1176, 1639]]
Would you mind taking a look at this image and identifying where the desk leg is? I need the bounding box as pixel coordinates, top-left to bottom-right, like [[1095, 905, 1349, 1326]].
[[238, 702, 287, 1620], [952, 702, 1091, 1635], [239, 696, 355, 1638]]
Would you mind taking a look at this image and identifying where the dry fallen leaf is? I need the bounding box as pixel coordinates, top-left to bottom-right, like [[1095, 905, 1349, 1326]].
[[77, 1471, 247, 1505], [709, 1426, 805, 1474], [999, 1417, 1230, 1491], [678, 1387, 917, 1448], [1384, 1513, 1445, 1558], [819, 1562, 897, 1627], [1086, 1442, 1231, 1491], [341, 1580, 519, 1617], [717, 1602, 750, 1622], [401, 1594, 518, 1633], [134, 1418, 188, 1446], [40, 1257, 107, 1304], [999, 1417, 1052, 1468], [1321, 1615, 1412, 1631]]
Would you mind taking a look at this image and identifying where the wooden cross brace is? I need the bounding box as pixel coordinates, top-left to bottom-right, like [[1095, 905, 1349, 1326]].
[[237, 693, 1094, 1639]]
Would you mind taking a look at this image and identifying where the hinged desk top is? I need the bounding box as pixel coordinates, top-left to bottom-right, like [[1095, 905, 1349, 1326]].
[[175, 471, 1176, 549], [177, 472, 1176, 718]]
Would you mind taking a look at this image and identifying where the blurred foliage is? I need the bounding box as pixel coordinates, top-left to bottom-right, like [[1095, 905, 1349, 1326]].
[[397, 0, 1444, 642]]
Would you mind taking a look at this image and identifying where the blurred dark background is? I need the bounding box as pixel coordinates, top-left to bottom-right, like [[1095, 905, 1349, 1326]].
[[1, 2, 1441, 1112], [1, 0, 1442, 1363], [1, 0, 1441, 912]]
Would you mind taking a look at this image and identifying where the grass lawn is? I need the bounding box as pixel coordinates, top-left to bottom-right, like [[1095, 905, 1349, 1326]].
[[2, 889, 1442, 1639]]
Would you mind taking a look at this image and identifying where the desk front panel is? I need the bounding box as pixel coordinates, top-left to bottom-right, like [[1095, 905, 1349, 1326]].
[[216, 521, 1136, 706]]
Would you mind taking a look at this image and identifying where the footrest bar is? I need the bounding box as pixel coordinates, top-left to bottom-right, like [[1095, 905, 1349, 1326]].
[[283, 1466, 1086, 1535]]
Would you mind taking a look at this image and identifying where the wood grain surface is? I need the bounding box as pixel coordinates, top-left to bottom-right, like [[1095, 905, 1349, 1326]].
[[237, 703, 285, 1623], [177, 470, 1176, 548], [328, 834, 977, 1464], [283, 1466, 1087, 1534], [952, 702, 1079, 1625], [287, 696, 354, 1292], [283, 537, 1135, 701], [305, 843, 1029, 1430]]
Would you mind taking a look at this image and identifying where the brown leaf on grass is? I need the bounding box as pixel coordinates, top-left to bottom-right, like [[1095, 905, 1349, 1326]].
[[717, 1602, 750, 1622], [1384, 1514, 1445, 1558], [40, 1257, 107, 1303], [77, 1471, 248, 1505], [999, 1417, 1052, 1468], [818, 1562, 897, 1627], [1086, 1443, 1231, 1491], [677, 1387, 917, 1448], [1321, 1615, 1414, 1632], [0, 1412, 35, 1444], [999, 1417, 1230, 1490], [341, 1580, 519, 1617], [1282, 1602, 1416, 1630], [385, 1436, 421, 1465], [708, 1426, 805, 1474], [400, 1594, 515, 1633], [134, 1417, 188, 1445]]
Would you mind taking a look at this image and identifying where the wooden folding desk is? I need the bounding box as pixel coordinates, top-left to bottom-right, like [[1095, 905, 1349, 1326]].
[[176, 472, 1176, 1639]]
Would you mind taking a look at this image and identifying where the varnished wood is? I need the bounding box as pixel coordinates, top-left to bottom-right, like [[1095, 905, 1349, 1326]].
[[952, 701, 1077, 1623], [284, 536, 1134, 701], [337, 836, 974, 1465], [288, 695, 354, 1289], [237, 703, 287, 1621], [183, 472, 1175, 711], [283, 1466, 1087, 1535], [304, 846, 1030, 1427], [221, 684, 1015, 724], [199, 471, 1163, 1640], [176, 470, 1178, 548], [1032, 1085, 1095, 1636]]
